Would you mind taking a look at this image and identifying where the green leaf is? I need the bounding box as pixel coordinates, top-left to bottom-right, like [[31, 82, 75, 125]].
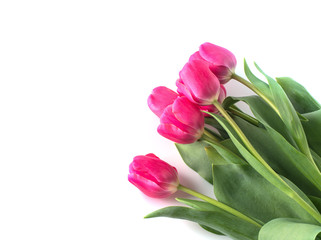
[[209, 113, 290, 195], [175, 141, 213, 183], [254, 63, 312, 160], [176, 198, 225, 236], [243, 59, 272, 100], [199, 224, 224, 236], [277, 77, 321, 114], [207, 113, 321, 223], [213, 161, 318, 224], [145, 206, 260, 240], [303, 109, 321, 157], [258, 218, 321, 240], [204, 117, 229, 139], [228, 95, 294, 145], [205, 140, 245, 165], [234, 116, 321, 198], [309, 196, 321, 214]]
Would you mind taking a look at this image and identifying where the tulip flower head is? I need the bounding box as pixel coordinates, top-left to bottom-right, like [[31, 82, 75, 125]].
[[128, 153, 179, 198], [177, 59, 221, 106], [190, 42, 237, 84], [148, 87, 205, 144], [158, 96, 204, 144]]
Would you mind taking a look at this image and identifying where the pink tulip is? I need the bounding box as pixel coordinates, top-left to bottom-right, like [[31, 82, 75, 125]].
[[177, 59, 221, 105], [190, 42, 237, 84], [157, 96, 204, 144], [128, 153, 179, 198], [148, 87, 204, 144], [147, 86, 178, 118]]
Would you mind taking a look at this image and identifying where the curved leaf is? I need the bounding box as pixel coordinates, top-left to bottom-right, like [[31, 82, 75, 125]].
[[145, 206, 260, 240], [259, 218, 321, 240], [277, 77, 321, 114], [175, 141, 213, 183], [255, 63, 312, 161], [243, 59, 272, 101], [213, 162, 318, 224], [234, 116, 321, 198]]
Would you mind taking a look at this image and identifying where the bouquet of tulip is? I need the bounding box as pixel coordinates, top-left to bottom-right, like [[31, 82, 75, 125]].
[[128, 42, 321, 240]]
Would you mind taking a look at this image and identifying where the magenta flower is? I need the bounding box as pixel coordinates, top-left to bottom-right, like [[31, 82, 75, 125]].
[[128, 153, 179, 198], [157, 96, 204, 144], [177, 59, 221, 106], [190, 42, 237, 84], [148, 87, 204, 144]]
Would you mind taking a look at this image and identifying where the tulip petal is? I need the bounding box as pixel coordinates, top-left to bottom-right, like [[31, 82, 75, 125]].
[[218, 85, 227, 103], [179, 60, 220, 105], [189, 51, 204, 62], [145, 153, 160, 159], [172, 97, 204, 131], [158, 123, 201, 144], [148, 86, 178, 117], [131, 155, 178, 184], [199, 42, 237, 70], [160, 105, 198, 135], [128, 173, 174, 198]]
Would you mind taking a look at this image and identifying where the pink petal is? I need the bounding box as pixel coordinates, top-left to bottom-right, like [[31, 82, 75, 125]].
[[147, 86, 178, 117], [172, 97, 204, 131], [179, 60, 220, 105], [160, 105, 198, 135], [128, 173, 174, 198], [199, 42, 237, 70], [157, 123, 201, 144]]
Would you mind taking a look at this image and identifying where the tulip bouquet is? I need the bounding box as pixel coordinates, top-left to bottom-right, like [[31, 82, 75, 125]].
[[128, 42, 321, 240]]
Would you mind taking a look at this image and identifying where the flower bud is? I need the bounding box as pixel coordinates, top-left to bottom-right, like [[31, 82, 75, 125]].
[[128, 153, 179, 198], [148, 87, 204, 144], [190, 42, 237, 84], [177, 59, 221, 105], [157, 96, 204, 144]]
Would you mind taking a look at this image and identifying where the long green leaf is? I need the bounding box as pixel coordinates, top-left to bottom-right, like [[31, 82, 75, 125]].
[[145, 206, 260, 240], [255, 63, 313, 162], [259, 218, 321, 240], [176, 198, 225, 236], [243, 59, 272, 100], [227, 95, 295, 145], [212, 160, 317, 224], [208, 113, 321, 223], [234, 115, 321, 198]]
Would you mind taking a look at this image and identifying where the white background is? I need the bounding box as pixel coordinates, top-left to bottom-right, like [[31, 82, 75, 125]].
[[1, 0, 321, 239]]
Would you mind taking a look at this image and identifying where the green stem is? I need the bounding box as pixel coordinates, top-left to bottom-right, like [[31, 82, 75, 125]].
[[177, 184, 262, 227], [232, 73, 280, 116], [203, 129, 220, 142], [212, 100, 321, 224], [228, 106, 260, 127]]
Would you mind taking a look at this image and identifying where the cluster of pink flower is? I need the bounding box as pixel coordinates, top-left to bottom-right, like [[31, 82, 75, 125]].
[[148, 42, 235, 144], [129, 43, 236, 198]]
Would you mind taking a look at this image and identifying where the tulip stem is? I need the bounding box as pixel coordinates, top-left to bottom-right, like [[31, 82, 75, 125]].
[[212, 100, 321, 224], [227, 106, 260, 127], [232, 73, 280, 116], [177, 184, 262, 227], [203, 129, 220, 142]]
